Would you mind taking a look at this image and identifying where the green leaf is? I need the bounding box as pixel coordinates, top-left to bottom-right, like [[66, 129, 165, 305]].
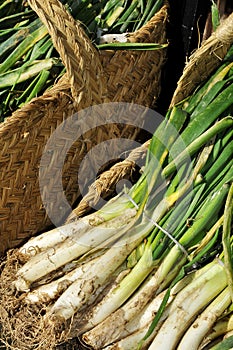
[[97, 42, 167, 50]]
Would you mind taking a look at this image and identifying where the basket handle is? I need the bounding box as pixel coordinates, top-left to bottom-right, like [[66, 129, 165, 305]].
[[170, 12, 233, 107], [28, 0, 106, 106]]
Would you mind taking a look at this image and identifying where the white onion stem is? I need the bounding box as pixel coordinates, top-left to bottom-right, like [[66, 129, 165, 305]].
[[148, 261, 227, 350], [200, 313, 233, 348], [14, 208, 136, 292], [48, 230, 145, 322], [77, 251, 186, 347], [178, 287, 231, 350]]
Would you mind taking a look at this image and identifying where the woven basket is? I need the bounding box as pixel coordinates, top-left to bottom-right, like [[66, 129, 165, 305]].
[[0, 0, 168, 255], [66, 10, 233, 230], [170, 11, 233, 106]]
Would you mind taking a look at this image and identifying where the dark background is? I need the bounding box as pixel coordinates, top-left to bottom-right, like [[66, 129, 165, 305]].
[[158, 0, 212, 113]]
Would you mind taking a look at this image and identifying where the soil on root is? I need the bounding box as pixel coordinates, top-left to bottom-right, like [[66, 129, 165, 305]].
[[0, 250, 60, 350]]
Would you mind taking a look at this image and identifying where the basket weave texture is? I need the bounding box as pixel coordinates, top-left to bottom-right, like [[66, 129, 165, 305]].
[[67, 10, 233, 231], [171, 11, 233, 106], [0, 0, 168, 254]]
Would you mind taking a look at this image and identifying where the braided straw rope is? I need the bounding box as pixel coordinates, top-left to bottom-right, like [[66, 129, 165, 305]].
[[66, 140, 150, 222], [68, 7, 233, 226], [0, 0, 168, 255], [171, 11, 233, 106], [28, 0, 107, 106]]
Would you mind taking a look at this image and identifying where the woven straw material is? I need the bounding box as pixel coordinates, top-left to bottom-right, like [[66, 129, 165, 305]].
[[171, 11, 233, 106], [66, 141, 150, 222], [100, 4, 168, 106], [0, 0, 168, 255], [27, 0, 107, 106]]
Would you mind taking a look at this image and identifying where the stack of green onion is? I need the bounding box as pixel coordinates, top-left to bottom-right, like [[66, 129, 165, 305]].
[[0, 0, 164, 122], [1, 41, 232, 350]]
